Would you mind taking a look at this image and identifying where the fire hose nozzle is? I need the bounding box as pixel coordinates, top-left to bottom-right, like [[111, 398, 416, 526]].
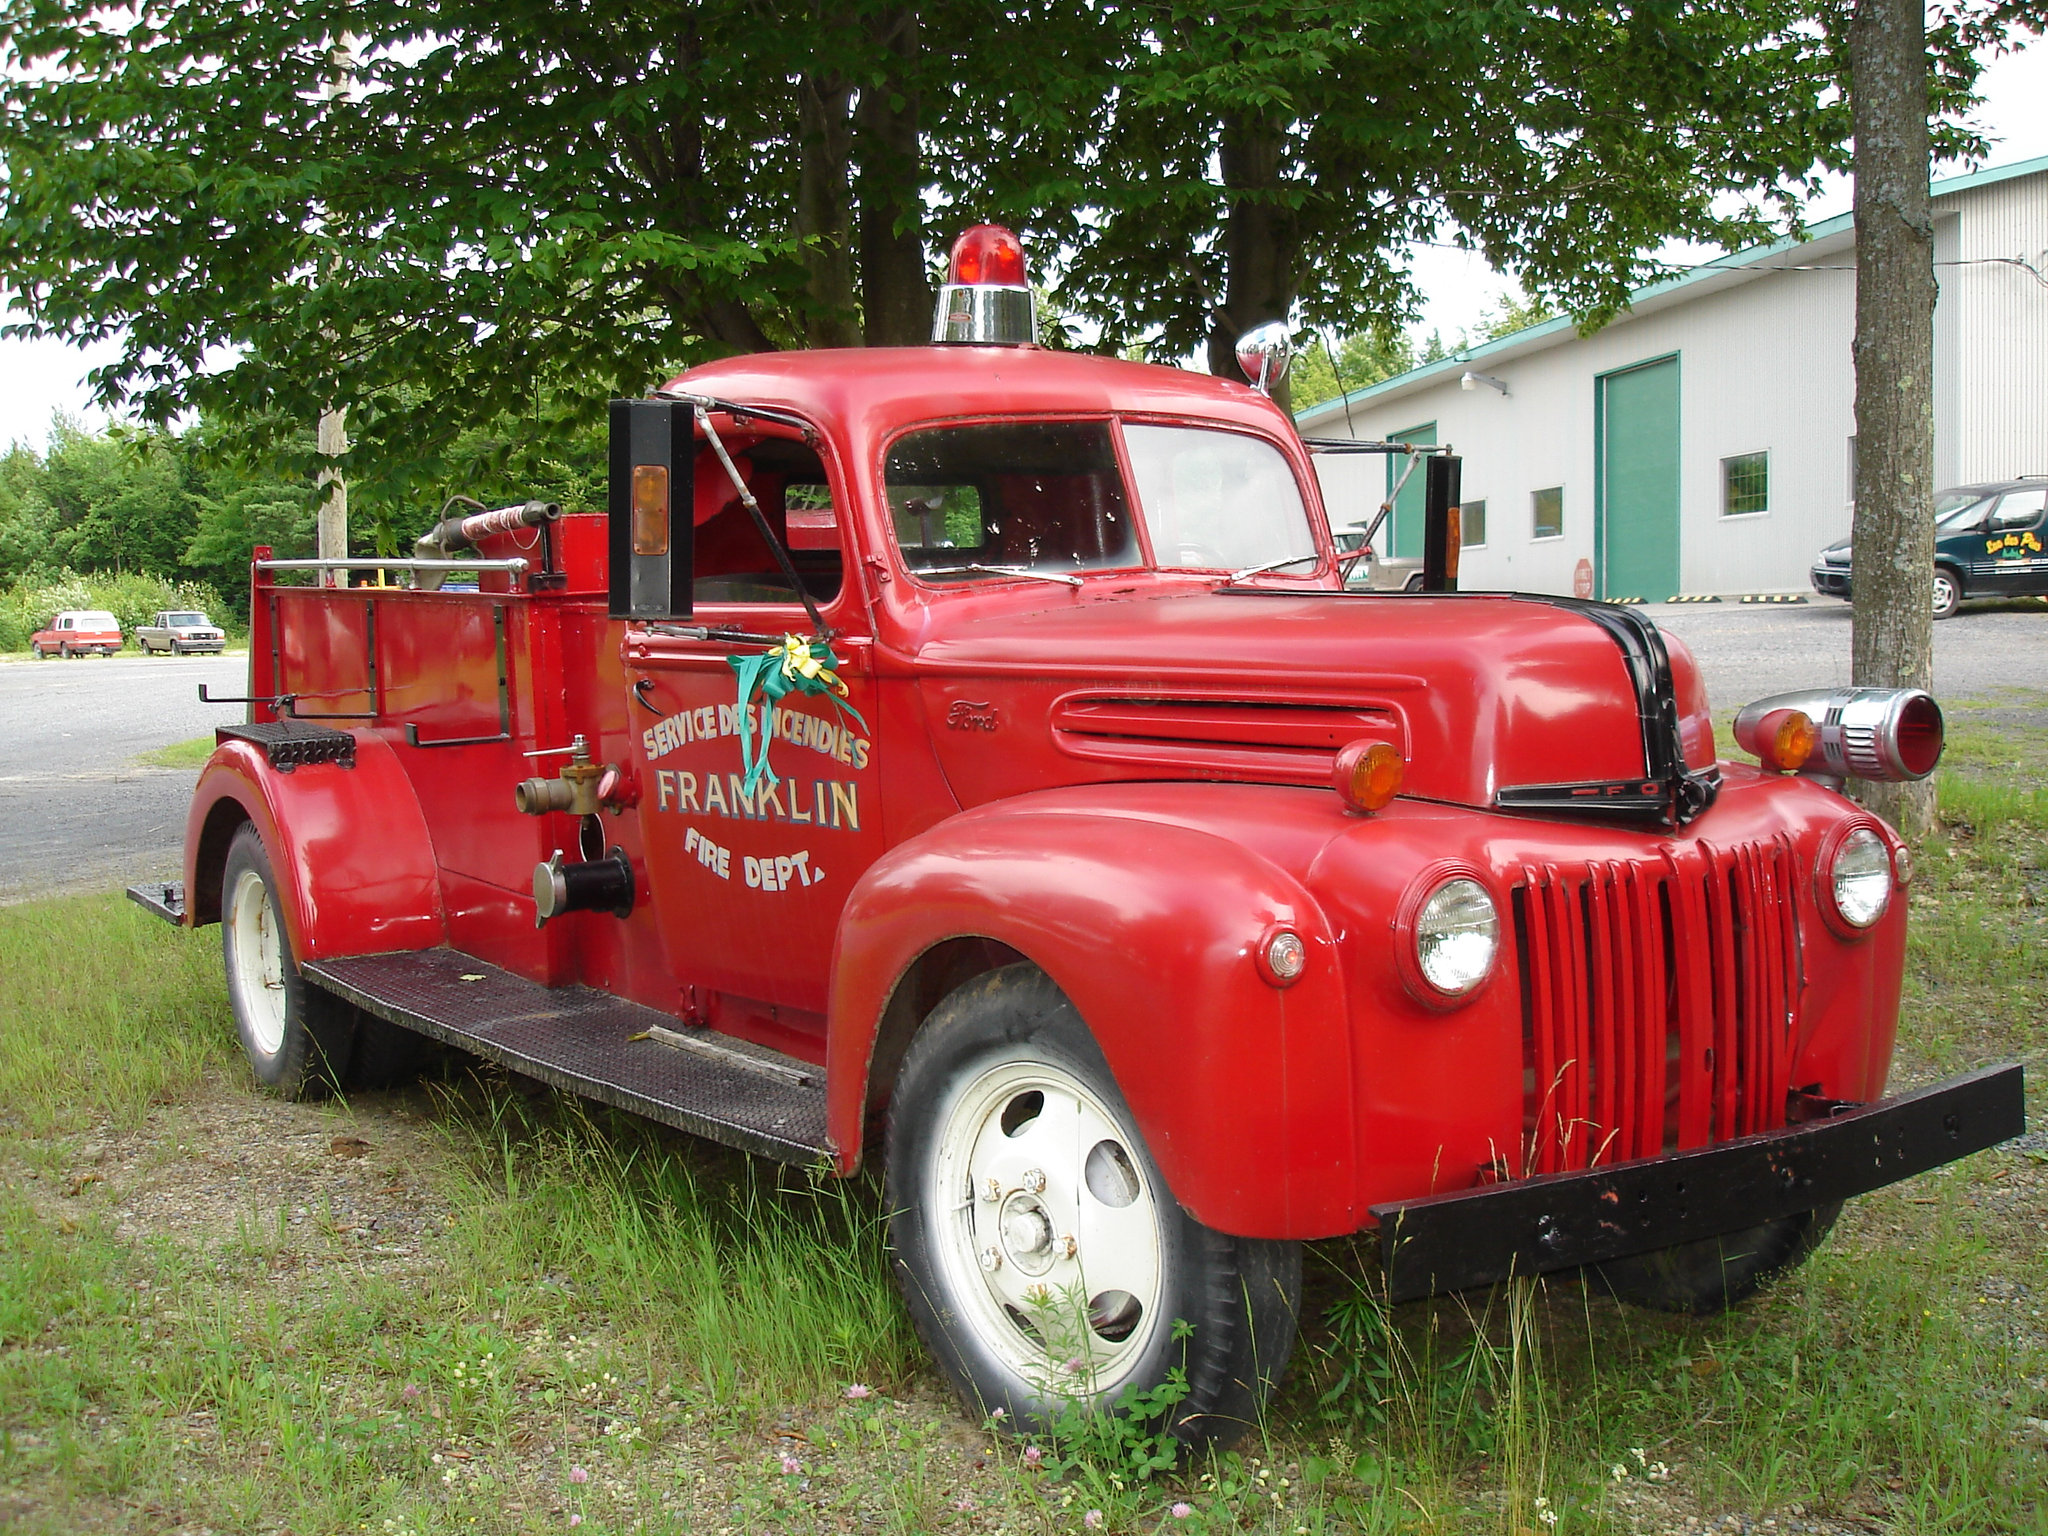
[[514, 776, 578, 815]]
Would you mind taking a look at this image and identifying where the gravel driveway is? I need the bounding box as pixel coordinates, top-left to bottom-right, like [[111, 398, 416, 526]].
[[0, 650, 245, 904]]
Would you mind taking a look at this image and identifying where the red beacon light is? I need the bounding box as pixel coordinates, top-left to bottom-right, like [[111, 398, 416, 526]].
[[933, 224, 1036, 345]]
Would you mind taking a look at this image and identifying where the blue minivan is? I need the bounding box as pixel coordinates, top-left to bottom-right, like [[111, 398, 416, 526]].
[[1811, 477, 2048, 618]]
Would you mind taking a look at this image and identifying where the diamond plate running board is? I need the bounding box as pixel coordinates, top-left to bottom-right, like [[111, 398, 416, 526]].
[[303, 949, 831, 1164]]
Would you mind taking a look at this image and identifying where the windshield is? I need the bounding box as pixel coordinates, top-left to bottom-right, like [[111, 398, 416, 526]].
[[884, 420, 1141, 580], [1123, 424, 1319, 573], [163, 611, 206, 625], [1936, 492, 1998, 529]]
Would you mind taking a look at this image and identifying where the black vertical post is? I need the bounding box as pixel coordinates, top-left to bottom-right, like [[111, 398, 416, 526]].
[[1422, 454, 1462, 592]]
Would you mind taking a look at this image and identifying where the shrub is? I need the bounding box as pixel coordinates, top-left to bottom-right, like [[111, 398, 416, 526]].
[[0, 569, 234, 651]]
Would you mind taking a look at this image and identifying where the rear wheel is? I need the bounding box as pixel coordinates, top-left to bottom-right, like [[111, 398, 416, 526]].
[[58, 643, 73, 659], [1591, 1204, 1840, 1315], [886, 966, 1300, 1452], [220, 824, 427, 1096], [1932, 567, 1962, 620]]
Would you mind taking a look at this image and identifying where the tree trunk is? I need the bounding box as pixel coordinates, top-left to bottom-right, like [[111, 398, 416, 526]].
[[1848, 0, 1937, 836], [798, 69, 863, 348], [856, 6, 933, 347], [1206, 114, 1296, 411]]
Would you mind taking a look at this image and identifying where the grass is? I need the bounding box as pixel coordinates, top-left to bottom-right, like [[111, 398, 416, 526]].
[[3, 703, 2046, 1533], [135, 735, 216, 770]]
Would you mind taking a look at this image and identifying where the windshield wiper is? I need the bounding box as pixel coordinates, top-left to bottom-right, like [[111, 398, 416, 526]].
[[1219, 552, 1321, 586], [914, 563, 1084, 589]]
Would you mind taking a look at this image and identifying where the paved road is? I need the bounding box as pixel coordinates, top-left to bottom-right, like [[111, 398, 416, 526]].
[[3, 596, 2044, 904], [0, 651, 246, 904], [1654, 595, 2048, 721]]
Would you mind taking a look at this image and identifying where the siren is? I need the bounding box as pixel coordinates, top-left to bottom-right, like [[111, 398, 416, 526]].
[[932, 224, 1036, 345]]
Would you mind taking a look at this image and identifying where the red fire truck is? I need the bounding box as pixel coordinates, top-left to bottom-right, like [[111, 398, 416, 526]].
[[132, 226, 2022, 1447]]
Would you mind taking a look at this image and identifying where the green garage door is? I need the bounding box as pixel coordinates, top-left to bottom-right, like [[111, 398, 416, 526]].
[[1386, 422, 1435, 559], [1597, 357, 1680, 601]]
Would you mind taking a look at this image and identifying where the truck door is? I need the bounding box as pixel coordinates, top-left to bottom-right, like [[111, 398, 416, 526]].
[[623, 435, 882, 1042]]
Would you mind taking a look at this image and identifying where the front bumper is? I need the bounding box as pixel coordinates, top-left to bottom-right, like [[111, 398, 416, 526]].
[[1372, 1064, 2024, 1302], [1810, 564, 1850, 597]]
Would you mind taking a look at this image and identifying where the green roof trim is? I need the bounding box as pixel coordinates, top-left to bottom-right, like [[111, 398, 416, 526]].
[[1297, 153, 2048, 425]]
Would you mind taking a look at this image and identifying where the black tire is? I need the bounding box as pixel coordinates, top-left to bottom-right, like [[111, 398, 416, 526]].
[[1591, 1204, 1840, 1316], [885, 965, 1300, 1452], [1932, 567, 1962, 620], [1403, 572, 1425, 592], [220, 824, 428, 1097], [30, 642, 44, 659], [58, 643, 73, 659]]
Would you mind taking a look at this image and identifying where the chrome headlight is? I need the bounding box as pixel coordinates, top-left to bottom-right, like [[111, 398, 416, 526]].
[[1829, 826, 1893, 929], [1414, 877, 1500, 997]]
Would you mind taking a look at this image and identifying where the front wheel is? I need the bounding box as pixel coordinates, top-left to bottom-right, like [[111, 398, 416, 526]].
[[886, 966, 1300, 1452], [30, 643, 44, 659], [1931, 568, 1962, 620], [1591, 1204, 1840, 1315]]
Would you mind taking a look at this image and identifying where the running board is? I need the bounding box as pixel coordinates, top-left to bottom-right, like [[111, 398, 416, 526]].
[[303, 949, 831, 1164]]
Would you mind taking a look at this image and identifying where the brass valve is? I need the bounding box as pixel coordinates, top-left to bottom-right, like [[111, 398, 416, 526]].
[[514, 735, 608, 817]]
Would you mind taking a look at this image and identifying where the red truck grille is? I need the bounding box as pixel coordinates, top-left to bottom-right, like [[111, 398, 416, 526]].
[[1511, 838, 1801, 1175]]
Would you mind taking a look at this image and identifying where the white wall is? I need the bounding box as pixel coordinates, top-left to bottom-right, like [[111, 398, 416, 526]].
[[1945, 176, 2048, 484]]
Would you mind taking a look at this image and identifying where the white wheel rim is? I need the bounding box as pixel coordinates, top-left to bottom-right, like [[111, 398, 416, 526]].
[[228, 868, 288, 1057], [926, 1056, 1166, 1399]]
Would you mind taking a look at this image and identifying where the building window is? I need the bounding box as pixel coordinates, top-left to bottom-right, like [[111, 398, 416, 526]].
[[1532, 486, 1563, 540], [1722, 451, 1770, 516], [1459, 500, 1486, 547]]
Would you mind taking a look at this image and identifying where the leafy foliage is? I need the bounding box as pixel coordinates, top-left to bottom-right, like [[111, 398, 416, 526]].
[[2, 0, 2022, 468]]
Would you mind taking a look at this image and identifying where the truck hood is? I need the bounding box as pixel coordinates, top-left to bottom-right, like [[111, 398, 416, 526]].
[[903, 588, 1715, 813]]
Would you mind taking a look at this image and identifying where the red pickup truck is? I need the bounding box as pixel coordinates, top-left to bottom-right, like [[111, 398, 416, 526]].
[[131, 226, 2021, 1448], [32, 608, 123, 657]]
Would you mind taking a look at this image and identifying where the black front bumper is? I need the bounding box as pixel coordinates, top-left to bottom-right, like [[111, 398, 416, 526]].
[[1810, 565, 1851, 597], [1372, 1064, 2024, 1303]]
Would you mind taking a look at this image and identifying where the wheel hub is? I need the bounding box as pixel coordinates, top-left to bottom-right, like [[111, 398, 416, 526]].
[[999, 1195, 1056, 1274], [932, 1059, 1167, 1395]]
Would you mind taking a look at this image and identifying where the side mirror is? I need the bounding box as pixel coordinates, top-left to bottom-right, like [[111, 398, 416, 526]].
[[608, 400, 695, 620], [1234, 322, 1292, 395]]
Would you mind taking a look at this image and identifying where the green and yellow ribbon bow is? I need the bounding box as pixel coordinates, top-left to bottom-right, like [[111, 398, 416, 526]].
[[728, 635, 867, 794]]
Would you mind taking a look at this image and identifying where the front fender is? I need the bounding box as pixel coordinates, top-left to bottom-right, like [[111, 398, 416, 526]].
[[184, 732, 446, 963], [827, 787, 1357, 1238]]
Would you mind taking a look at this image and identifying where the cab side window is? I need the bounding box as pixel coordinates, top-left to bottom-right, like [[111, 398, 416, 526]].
[[1991, 488, 2046, 529], [690, 438, 845, 605]]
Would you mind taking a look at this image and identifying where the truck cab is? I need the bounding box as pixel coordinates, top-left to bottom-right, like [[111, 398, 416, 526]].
[[131, 227, 2022, 1450]]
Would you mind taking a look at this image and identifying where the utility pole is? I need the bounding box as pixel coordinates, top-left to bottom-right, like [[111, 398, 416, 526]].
[[315, 34, 355, 588], [317, 404, 347, 586], [1848, 0, 1937, 837]]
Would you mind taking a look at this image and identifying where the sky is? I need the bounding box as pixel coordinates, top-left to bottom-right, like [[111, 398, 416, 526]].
[[5, 37, 2048, 453]]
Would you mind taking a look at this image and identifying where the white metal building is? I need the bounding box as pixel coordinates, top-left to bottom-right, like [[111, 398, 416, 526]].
[[1297, 155, 2048, 600]]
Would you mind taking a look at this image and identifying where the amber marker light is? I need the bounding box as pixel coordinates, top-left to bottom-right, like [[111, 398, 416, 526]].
[[1334, 739, 1404, 814], [631, 464, 670, 556], [1754, 708, 1819, 772]]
